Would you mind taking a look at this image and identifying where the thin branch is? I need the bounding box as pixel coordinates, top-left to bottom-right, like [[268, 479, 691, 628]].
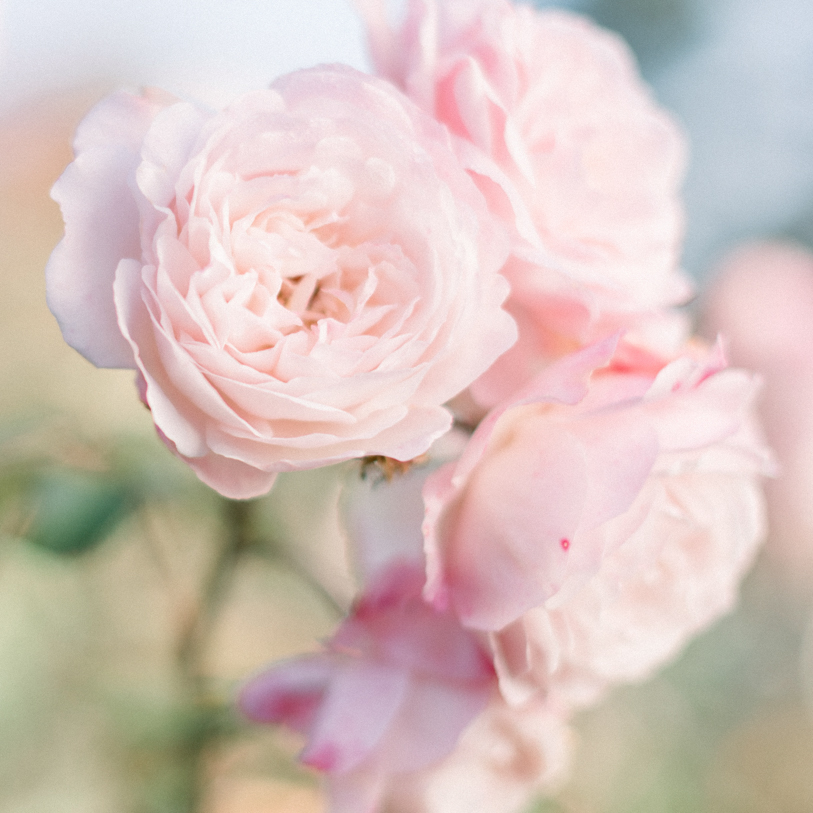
[[174, 497, 254, 813], [267, 545, 348, 619]]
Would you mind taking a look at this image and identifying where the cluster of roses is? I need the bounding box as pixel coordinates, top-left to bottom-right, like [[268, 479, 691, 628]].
[[46, 0, 771, 811]]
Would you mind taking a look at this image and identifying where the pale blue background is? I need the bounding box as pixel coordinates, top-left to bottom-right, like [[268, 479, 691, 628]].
[[0, 0, 368, 110]]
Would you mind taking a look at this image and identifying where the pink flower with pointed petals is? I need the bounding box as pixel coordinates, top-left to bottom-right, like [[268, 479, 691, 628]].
[[239, 563, 497, 813], [359, 0, 690, 409], [47, 65, 516, 499], [423, 338, 770, 632]]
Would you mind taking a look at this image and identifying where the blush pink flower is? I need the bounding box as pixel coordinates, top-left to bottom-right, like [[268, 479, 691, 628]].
[[360, 0, 690, 407], [47, 65, 516, 498], [239, 563, 497, 813], [703, 241, 813, 578], [491, 420, 768, 708], [252, 459, 575, 813], [423, 337, 770, 633]]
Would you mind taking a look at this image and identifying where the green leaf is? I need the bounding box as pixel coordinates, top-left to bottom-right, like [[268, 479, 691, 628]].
[[26, 469, 135, 555]]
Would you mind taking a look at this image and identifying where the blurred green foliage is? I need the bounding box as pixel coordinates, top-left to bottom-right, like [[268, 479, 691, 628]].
[[0, 415, 341, 812], [25, 468, 134, 555]]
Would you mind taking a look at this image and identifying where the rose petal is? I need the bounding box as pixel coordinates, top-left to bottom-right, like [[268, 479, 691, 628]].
[[47, 91, 168, 368]]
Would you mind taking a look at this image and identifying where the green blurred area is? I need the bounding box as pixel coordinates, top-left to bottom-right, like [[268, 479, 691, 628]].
[[0, 417, 343, 813]]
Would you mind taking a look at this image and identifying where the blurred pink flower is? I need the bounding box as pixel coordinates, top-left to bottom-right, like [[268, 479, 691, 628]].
[[244, 457, 574, 813], [703, 241, 813, 577], [239, 563, 497, 813], [382, 696, 572, 813], [47, 65, 516, 499], [360, 0, 690, 409], [423, 337, 770, 633]]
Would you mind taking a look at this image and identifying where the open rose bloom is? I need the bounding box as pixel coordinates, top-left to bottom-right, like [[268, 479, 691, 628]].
[[423, 338, 770, 708], [361, 0, 691, 412], [46, 0, 772, 811], [47, 66, 515, 498]]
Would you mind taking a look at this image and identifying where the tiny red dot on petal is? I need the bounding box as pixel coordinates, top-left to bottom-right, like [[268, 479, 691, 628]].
[[560, 538, 570, 551]]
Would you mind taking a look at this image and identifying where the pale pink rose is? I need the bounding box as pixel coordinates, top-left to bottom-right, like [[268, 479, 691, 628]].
[[361, 0, 686, 296], [491, 419, 768, 709], [703, 241, 813, 578], [359, 0, 690, 407], [47, 65, 516, 499], [423, 337, 770, 632], [239, 563, 497, 813]]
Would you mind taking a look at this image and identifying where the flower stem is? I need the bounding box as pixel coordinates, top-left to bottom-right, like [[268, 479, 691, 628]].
[[175, 497, 254, 813]]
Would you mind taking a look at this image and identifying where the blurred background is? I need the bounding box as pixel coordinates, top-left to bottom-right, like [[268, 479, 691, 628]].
[[2, 1, 813, 811]]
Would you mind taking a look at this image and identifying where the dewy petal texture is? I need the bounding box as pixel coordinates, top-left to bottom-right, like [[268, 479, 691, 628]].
[[47, 65, 516, 498]]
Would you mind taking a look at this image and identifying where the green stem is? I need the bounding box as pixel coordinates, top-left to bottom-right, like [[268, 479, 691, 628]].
[[175, 497, 253, 813], [269, 546, 347, 619], [171, 496, 346, 811]]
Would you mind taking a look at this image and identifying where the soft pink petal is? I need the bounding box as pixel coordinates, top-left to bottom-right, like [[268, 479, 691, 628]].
[[136, 101, 211, 209], [47, 91, 168, 368], [646, 364, 759, 453], [72, 88, 175, 154], [571, 409, 659, 530], [453, 335, 618, 489], [239, 655, 334, 731], [377, 678, 493, 774], [176, 444, 278, 500], [422, 460, 458, 610], [446, 421, 588, 630], [301, 661, 410, 774]]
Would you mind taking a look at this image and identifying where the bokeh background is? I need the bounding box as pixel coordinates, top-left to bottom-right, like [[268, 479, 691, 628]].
[[2, 1, 813, 811]]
